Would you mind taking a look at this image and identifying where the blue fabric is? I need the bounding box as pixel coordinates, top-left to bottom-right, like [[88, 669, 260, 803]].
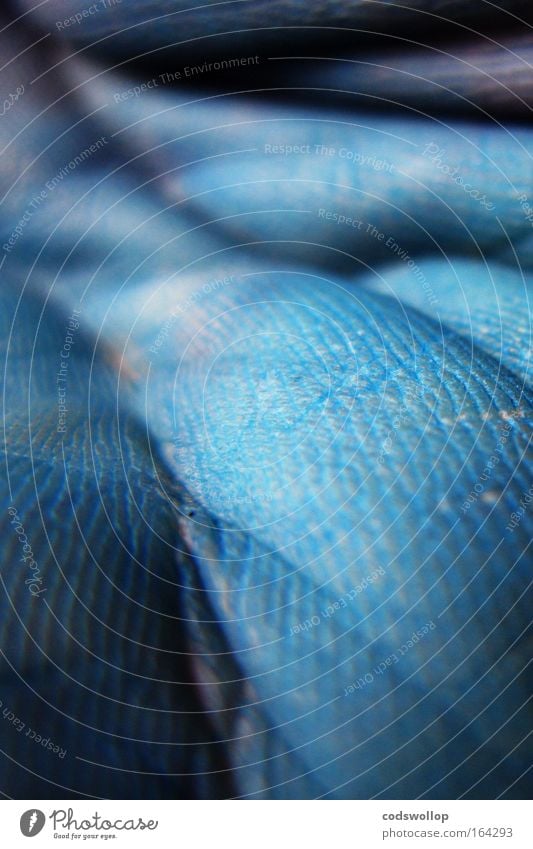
[[1, 1, 532, 798]]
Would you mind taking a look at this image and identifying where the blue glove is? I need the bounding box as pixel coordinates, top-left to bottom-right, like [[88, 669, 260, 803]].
[[1, 0, 532, 799]]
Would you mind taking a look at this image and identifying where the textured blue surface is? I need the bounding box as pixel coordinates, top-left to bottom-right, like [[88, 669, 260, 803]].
[[1, 1, 532, 799]]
